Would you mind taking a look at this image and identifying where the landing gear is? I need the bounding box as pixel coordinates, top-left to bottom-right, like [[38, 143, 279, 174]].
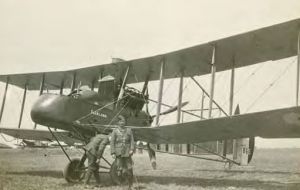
[[63, 155, 87, 183], [63, 153, 114, 184]]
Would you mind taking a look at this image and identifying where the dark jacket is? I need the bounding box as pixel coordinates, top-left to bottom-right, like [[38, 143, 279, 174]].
[[85, 134, 109, 158], [110, 127, 135, 157]]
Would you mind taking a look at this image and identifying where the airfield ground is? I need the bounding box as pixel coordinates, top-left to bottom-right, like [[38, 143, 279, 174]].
[[0, 148, 299, 190]]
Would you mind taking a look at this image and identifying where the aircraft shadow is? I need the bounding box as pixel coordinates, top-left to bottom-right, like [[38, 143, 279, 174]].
[[6, 170, 63, 179], [195, 169, 300, 175], [6, 170, 300, 189], [136, 175, 299, 189]]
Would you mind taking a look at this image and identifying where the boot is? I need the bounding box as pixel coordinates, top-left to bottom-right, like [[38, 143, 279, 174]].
[[93, 170, 102, 187], [128, 169, 134, 188], [84, 170, 93, 188]]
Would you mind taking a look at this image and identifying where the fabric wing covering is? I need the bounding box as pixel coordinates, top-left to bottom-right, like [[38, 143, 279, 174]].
[[0, 18, 299, 90], [0, 128, 81, 145], [132, 106, 300, 144]]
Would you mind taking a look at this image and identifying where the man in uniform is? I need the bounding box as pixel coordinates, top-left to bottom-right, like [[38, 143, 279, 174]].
[[110, 115, 135, 189], [84, 134, 109, 188]]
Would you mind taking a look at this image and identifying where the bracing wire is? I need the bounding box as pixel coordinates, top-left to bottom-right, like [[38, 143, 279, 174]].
[[158, 77, 192, 125], [148, 72, 179, 116], [234, 62, 266, 96], [213, 62, 267, 115], [245, 59, 295, 112], [191, 77, 206, 111]]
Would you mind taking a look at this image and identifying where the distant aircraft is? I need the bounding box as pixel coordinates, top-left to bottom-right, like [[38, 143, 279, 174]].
[[0, 142, 12, 149], [15, 139, 48, 148], [0, 18, 300, 183]]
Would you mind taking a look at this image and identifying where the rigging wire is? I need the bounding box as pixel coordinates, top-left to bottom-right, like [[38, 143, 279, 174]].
[[191, 77, 207, 112], [234, 62, 266, 96], [245, 59, 295, 113], [148, 72, 179, 116], [212, 62, 267, 116], [218, 63, 266, 107], [193, 71, 226, 110], [210, 73, 230, 118], [158, 77, 192, 125]]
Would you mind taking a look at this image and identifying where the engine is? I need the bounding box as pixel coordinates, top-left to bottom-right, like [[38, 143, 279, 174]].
[[120, 87, 148, 113]]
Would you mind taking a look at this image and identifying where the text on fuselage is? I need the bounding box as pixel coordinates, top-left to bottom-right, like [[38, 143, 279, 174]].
[[90, 110, 108, 118]]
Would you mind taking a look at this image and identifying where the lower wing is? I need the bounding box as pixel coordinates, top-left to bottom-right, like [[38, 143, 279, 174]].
[[132, 106, 300, 144], [0, 128, 82, 145]]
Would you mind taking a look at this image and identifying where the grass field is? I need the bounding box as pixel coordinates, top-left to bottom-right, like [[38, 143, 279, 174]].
[[0, 148, 300, 190]]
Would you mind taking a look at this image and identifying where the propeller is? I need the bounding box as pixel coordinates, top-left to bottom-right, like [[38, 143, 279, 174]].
[[144, 100, 188, 170], [142, 86, 189, 170], [150, 101, 189, 119]]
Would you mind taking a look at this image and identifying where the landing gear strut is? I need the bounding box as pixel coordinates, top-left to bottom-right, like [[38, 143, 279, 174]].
[[63, 153, 115, 183], [47, 127, 116, 183]]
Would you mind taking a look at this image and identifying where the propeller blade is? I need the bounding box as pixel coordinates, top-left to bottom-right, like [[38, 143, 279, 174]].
[[151, 101, 188, 118], [145, 88, 150, 115], [147, 143, 157, 170]]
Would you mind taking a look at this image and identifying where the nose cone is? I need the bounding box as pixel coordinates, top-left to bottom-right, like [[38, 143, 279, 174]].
[[31, 94, 65, 125]]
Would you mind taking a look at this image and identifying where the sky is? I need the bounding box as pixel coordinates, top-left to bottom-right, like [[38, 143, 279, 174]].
[[0, 0, 300, 148]]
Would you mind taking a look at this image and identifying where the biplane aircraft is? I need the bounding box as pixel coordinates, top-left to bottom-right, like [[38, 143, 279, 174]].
[[0, 18, 300, 183]]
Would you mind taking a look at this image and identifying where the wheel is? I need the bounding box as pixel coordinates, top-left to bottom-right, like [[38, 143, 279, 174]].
[[109, 160, 128, 185], [63, 158, 86, 183]]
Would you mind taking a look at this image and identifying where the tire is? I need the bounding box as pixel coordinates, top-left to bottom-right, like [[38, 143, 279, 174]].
[[63, 158, 86, 183]]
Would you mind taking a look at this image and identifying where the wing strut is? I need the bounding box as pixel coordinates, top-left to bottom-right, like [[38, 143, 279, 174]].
[[0, 76, 9, 123], [60, 78, 65, 95], [18, 83, 28, 129], [229, 56, 238, 161], [223, 55, 236, 157], [39, 73, 45, 96], [155, 58, 165, 126], [208, 46, 216, 118], [200, 91, 205, 119], [70, 72, 76, 92], [141, 74, 150, 95], [34, 73, 45, 129], [208, 46, 220, 154], [176, 70, 185, 153], [177, 71, 184, 123], [296, 32, 300, 106], [191, 77, 228, 116], [117, 65, 130, 102], [97, 69, 104, 94], [151, 58, 166, 163]]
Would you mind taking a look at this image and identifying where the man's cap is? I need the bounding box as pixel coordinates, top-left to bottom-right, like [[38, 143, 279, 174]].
[[117, 115, 126, 121]]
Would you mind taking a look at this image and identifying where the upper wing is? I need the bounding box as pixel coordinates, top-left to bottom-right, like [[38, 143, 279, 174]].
[[0, 128, 82, 145], [132, 106, 300, 144], [0, 18, 299, 90]]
